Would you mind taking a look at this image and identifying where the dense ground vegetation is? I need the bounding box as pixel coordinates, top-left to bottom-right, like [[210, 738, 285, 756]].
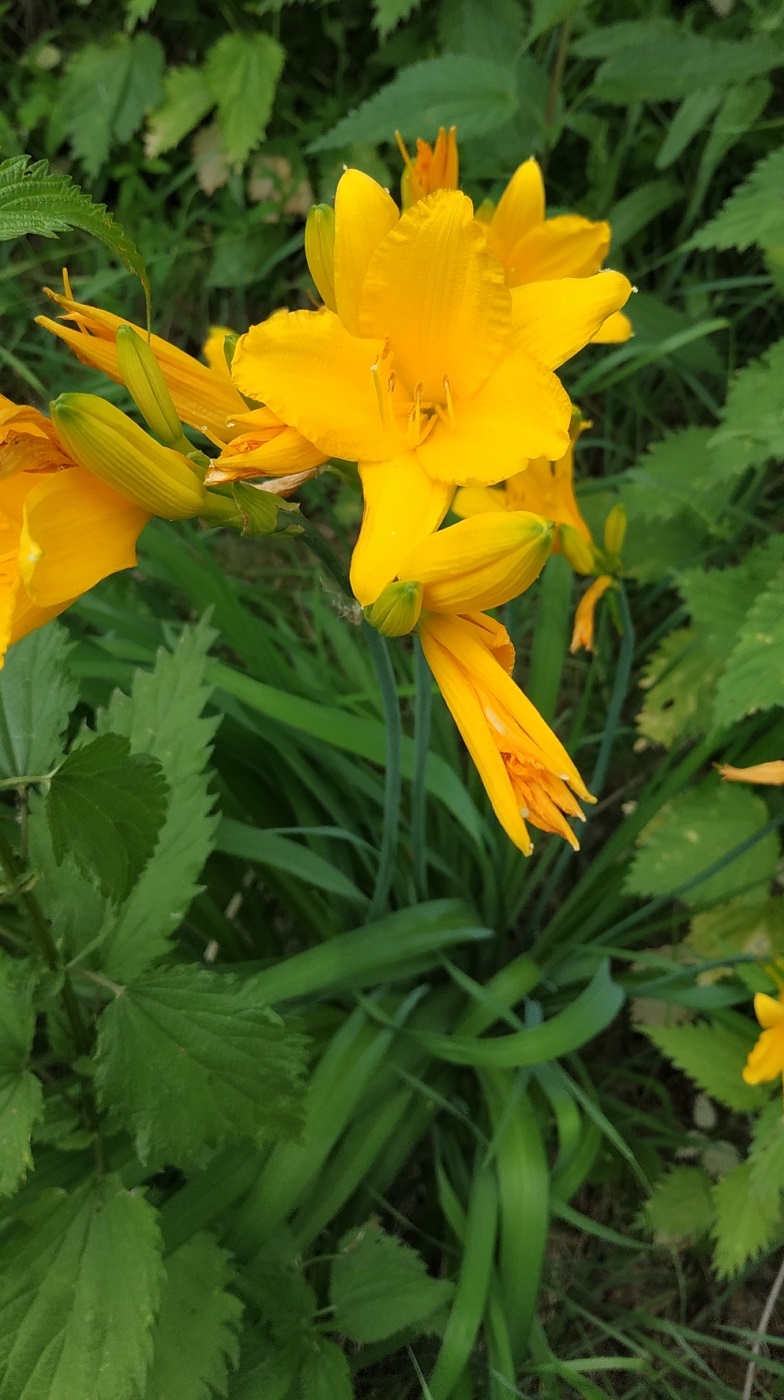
[[1, 0, 784, 1396]]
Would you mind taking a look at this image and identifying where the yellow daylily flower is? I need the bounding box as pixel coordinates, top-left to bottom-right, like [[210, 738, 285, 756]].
[[396, 126, 459, 208], [233, 173, 631, 604], [419, 610, 593, 854], [570, 575, 614, 653], [36, 278, 247, 444], [742, 989, 784, 1087], [0, 396, 149, 663], [205, 406, 327, 485], [717, 761, 784, 786]]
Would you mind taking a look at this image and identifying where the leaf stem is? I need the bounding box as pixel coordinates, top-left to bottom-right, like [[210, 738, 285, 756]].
[[543, 18, 573, 168]]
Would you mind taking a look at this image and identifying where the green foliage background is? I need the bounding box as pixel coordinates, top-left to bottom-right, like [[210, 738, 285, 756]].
[[1, 0, 784, 1396]]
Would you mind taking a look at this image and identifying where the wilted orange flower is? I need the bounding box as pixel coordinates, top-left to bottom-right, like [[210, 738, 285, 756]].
[[396, 126, 459, 207], [717, 761, 784, 786]]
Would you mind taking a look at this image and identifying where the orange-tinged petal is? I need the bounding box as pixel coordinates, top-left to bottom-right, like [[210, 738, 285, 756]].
[[486, 158, 545, 267], [452, 485, 507, 517], [419, 615, 534, 854], [232, 309, 399, 463], [403, 511, 554, 612], [505, 452, 592, 540], [754, 992, 784, 1029], [591, 310, 633, 344], [570, 575, 614, 653], [416, 348, 570, 485], [718, 761, 784, 787], [359, 190, 510, 403], [350, 455, 453, 605], [505, 215, 611, 286], [20, 468, 148, 605], [207, 426, 326, 483], [742, 1025, 784, 1084], [334, 169, 399, 334], [0, 569, 67, 662], [511, 272, 632, 370]]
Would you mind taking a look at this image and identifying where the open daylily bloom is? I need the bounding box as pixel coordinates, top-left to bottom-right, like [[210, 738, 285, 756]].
[[233, 174, 631, 603], [742, 989, 784, 1088], [36, 278, 247, 445], [205, 406, 327, 485], [717, 761, 784, 786], [397, 127, 459, 208], [419, 611, 593, 854], [0, 396, 148, 663]]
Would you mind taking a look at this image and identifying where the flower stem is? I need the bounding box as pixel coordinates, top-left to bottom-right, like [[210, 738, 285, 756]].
[[298, 512, 353, 598], [363, 623, 403, 922], [411, 638, 432, 901]]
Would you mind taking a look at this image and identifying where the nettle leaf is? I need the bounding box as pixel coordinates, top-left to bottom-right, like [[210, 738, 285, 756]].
[[330, 1223, 454, 1344], [0, 158, 149, 304], [688, 897, 784, 966], [62, 33, 165, 179], [0, 623, 76, 783], [372, 0, 422, 39], [591, 33, 783, 104], [622, 427, 738, 527], [438, 0, 525, 69], [45, 733, 169, 903], [709, 339, 784, 478], [655, 89, 723, 171], [0, 1175, 162, 1400], [626, 781, 779, 910], [692, 146, 784, 253], [144, 65, 215, 158], [95, 620, 219, 980], [95, 966, 307, 1165], [636, 628, 724, 750], [644, 1166, 714, 1245], [0, 954, 43, 1196], [712, 1162, 782, 1279], [642, 1020, 765, 1113], [677, 538, 784, 662], [713, 564, 784, 728], [748, 1101, 784, 1206], [309, 55, 517, 151], [205, 33, 285, 166], [298, 1341, 353, 1400], [143, 1234, 243, 1400]]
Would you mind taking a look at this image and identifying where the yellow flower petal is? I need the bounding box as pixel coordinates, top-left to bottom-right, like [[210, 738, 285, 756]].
[[754, 992, 784, 1029], [206, 408, 327, 483], [504, 215, 611, 286], [402, 511, 553, 613], [505, 450, 592, 541], [742, 1025, 784, 1084], [334, 169, 399, 334], [486, 158, 545, 268], [591, 310, 633, 343], [20, 468, 148, 606], [359, 190, 510, 403], [416, 348, 570, 485], [202, 326, 234, 377], [511, 272, 632, 370], [717, 761, 784, 787], [452, 484, 507, 518], [350, 455, 453, 606], [232, 309, 398, 464], [570, 575, 614, 653]]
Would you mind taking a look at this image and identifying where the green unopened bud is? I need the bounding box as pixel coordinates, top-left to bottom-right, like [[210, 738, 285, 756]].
[[51, 393, 206, 520], [116, 325, 187, 450], [603, 502, 627, 559], [560, 523, 597, 576], [305, 204, 336, 311], [365, 580, 423, 637]]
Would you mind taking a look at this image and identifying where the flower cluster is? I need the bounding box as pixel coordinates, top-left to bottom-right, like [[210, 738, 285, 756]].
[[2, 128, 634, 855]]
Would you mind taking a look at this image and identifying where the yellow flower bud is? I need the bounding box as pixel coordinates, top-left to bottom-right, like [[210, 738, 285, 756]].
[[304, 204, 336, 311], [115, 325, 188, 449], [50, 394, 206, 520], [402, 512, 554, 614], [365, 580, 423, 637], [603, 502, 627, 559], [559, 523, 597, 576]]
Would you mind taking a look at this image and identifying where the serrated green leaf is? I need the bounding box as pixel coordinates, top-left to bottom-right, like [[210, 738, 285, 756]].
[[95, 620, 219, 980], [330, 1223, 453, 1343], [143, 1234, 243, 1400], [692, 146, 784, 252], [688, 898, 784, 965], [205, 33, 285, 166], [643, 1020, 765, 1113], [592, 34, 783, 104], [644, 1166, 714, 1245], [438, 0, 524, 67], [0, 623, 76, 782], [125, 0, 158, 32], [62, 34, 164, 179], [0, 954, 43, 1195], [636, 628, 723, 750], [144, 65, 215, 158], [655, 89, 723, 171], [0, 1175, 162, 1400], [0, 158, 149, 308], [572, 19, 679, 59], [748, 1101, 784, 1207], [623, 427, 732, 527], [298, 1341, 353, 1400], [529, 0, 584, 42], [309, 55, 517, 152], [95, 966, 307, 1165], [709, 340, 784, 477], [372, 0, 421, 38], [712, 1162, 782, 1279], [712, 566, 784, 727], [683, 79, 772, 234], [45, 732, 169, 902], [626, 781, 779, 909]]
